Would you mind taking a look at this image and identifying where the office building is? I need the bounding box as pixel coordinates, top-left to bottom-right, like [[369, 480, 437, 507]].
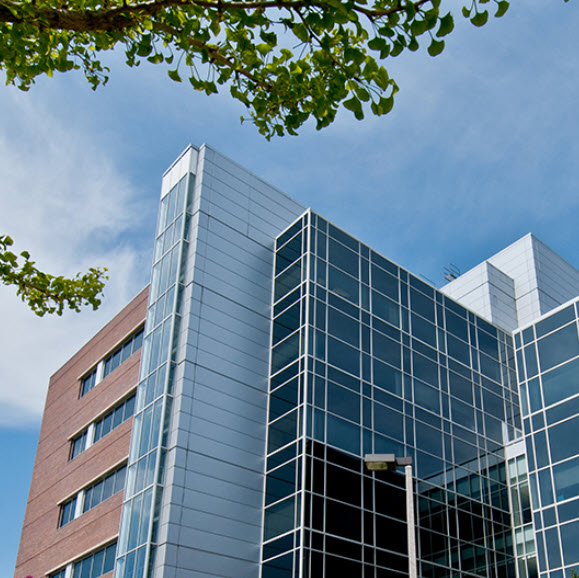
[[15, 144, 579, 578]]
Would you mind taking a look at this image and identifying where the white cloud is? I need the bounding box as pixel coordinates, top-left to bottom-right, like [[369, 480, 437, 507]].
[[0, 91, 152, 426]]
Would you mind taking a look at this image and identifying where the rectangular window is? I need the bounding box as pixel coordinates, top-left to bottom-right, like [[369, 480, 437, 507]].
[[59, 465, 126, 527], [72, 541, 117, 578], [94, 393, 136, 444], [69, 430, 88, 460], [83, 464, 127, 514], [102, 327, 144, 381], [80, 326, 144, 398], [81, 369, 97, 397], [70, 393, 136, 460], [58, 495, 77, 527]]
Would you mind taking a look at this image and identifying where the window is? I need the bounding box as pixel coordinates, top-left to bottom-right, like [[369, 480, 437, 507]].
[[80, 326, 144, 398], [83, 464, 127, 514], [103, 327, 144, 379], [72, 542, 117, 578], [94, 393, 136, 444], [81, 368, 97, 397], [59, 495, 77, 527], [70, 430, 88, 460], [50, 542, 116, 578], [70, 393, 136, 460], [59, 464, 127, 527]]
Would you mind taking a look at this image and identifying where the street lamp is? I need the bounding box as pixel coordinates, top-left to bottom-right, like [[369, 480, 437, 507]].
[[364, 454, 417, 578]]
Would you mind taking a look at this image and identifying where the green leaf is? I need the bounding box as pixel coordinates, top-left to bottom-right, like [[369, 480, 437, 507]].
[[344, 47, 365, 65], [437, 13, 454, 37], [411, 18, 428, 36], [368, 37, 386, 52], [375, 66, 390, 90], [136, 42, 152, 57], [168, 69, 182, 82], [292, 23, 309, 43], [427, 38, 445, 56], [147, 53, 164, 64], [462, 6, 471, 17], [371, 95, 394, 115], [355, 87, 370, 102], [343, 96, 364, 120], [471, 10, 489, 27], [260, 31, 277, 45], [390, 42, 404, 57], [256, 43, 271, 56], [495, 1, 509, 17]]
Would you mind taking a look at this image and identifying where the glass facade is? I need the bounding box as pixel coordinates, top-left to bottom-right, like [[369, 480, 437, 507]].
[[262, 212, 521, 578], [115, 174, 195, 578], [507, 453, 537, 578], [515, 299, 579, 577], [19, 147, 579, 578]]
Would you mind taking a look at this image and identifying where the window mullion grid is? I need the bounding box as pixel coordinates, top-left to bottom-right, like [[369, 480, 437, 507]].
[[298, 213, 313, 578], [116, 173, 192, 578]]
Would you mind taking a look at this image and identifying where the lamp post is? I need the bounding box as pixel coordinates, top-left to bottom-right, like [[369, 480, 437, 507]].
[[364, 454, 417, 578]]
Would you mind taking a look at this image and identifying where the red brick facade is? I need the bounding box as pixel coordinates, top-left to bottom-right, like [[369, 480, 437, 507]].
[[15, 287, 149, 578]]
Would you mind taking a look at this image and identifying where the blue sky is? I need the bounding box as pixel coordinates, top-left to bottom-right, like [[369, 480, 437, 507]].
[[3, 1, 579, 575]]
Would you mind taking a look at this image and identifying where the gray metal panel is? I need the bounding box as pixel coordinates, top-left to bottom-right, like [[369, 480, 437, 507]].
[[155, 144, 305, 578]]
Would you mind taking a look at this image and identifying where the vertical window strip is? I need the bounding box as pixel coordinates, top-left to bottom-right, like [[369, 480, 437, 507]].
[[116, 172, 193, 578]]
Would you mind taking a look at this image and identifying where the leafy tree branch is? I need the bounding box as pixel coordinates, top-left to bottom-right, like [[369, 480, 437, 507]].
[[0, 235, 108, 316], [0, 0, 513, 138]]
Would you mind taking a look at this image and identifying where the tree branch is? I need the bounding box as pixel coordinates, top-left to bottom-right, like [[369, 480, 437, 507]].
[[0, 0, 433, 31], [151, 19, 273, 89]]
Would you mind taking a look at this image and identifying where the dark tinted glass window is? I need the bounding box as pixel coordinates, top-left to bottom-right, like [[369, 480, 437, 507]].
[[410, 288, 435, 321], [328, 266, 359, 305], [538, 324, 579, 372], [329, 238, 359, 277], [542, 357, 579, 408], [536, 305, 576, 339], [328, 307, 359, 348], [276, 232, 302, 275], [327, 337, 360, 377], [550, 416, 579, 464], [275, 261, 302, 302], [273, 303, 301, 345], [327, 382, 360, 423]]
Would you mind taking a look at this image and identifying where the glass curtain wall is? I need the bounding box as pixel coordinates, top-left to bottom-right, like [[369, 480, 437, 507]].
[[115, 174, 194, 578], [262, 212, 520, 578], [515, 299, 579, 577], [507, 454, 537, 578]]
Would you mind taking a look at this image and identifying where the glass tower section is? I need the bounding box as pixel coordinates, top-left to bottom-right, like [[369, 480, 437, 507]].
[[262, 211, 521, 578], [514, 298, 579, 577], [115, 174, 194, 578]]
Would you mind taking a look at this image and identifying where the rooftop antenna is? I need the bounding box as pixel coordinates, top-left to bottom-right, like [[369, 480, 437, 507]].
[[443, 263, 460, 282]]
